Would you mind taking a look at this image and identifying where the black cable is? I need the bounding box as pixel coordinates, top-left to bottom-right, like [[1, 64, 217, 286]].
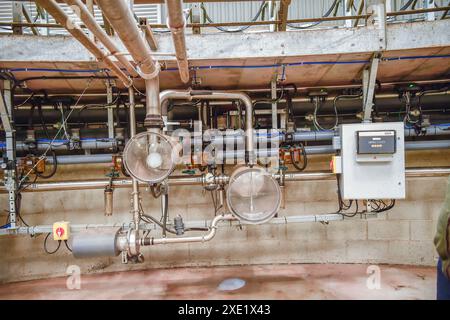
[[201, 1, 267, 33], [35, 151, 57, 179], [288, 0, 339, 29], [64, 240, 72, 252], [290, 144, 308, 172], [44, 233, 61, 254]]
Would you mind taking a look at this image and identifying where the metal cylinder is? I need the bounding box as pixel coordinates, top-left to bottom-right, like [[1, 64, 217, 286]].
[[72, 228, 121, 258], [104, 188, 113, 216]]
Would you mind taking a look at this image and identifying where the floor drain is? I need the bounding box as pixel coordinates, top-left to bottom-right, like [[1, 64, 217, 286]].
[[217, 278, 246, 292]]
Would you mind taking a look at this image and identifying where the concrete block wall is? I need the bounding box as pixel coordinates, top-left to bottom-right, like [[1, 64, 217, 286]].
[[0, 150, 448, 283]]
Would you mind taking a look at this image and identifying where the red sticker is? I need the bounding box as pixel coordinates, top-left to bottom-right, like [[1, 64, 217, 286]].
[[56, 227, 65, 238]]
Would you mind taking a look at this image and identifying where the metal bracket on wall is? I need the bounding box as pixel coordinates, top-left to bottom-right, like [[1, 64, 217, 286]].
[[190, 3, 201, 34], [1, 80, 17, 228], [367, 0, 387, 50], [105, 81, 115, 140], [362, 54, 381, 123]]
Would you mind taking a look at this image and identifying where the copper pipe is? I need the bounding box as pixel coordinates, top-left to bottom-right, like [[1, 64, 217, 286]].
[[63, 0, 139, 78], [96, 0, 159, 78], [34, 0, 131, 86], [165, 0, 190, 83]]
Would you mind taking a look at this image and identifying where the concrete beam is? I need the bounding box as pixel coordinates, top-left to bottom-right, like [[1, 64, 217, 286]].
[[0, 20, 449, 63]]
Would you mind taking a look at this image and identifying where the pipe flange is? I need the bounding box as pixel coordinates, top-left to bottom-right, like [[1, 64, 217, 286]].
[[127, 229, 140, 256]]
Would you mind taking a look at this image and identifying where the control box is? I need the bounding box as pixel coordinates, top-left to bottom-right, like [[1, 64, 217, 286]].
[[339, 122, 405, 200], [53, 221, 70, 241]]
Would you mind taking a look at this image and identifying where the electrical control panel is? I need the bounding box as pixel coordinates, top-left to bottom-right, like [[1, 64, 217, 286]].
[[339, 122, 405, 200]]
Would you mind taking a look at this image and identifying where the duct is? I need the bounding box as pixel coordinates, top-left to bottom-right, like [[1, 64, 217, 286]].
[[2, 168, 449, 193], [62, 0, 139, 78], [34, 0, 131, 87], [160, 90, 255, 164], [165, 0, 190, 83]]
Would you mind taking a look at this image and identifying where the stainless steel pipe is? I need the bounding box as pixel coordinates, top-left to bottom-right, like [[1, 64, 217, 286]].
[[2, 168, 448, 193], [160, 90, 256, 164], [62, 0, 139, 77], [34, 0, 131, 86], [128, 87, 141, 230], [165, 0, 190, 83], [95, 0, 159, 79]]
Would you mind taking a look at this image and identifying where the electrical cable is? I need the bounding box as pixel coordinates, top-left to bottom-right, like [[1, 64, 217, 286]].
[[290, 143, 307, 172], [200, 1, 268, 33], [18, 79, 93, 186], [43, 233, 61, 254], [288, 0, 339, 29]]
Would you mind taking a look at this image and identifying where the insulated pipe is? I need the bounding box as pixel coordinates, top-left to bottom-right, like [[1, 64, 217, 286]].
[[34, 0, 131, 87], [62, 0, 139, 77], [95, 0, 159, 78], [160, 90, 255, 164], [165, 0, 190, 83]]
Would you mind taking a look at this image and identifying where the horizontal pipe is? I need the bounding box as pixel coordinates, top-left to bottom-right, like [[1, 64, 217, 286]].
[[2, 126, 448, 152], [1, 167, 448, 193]]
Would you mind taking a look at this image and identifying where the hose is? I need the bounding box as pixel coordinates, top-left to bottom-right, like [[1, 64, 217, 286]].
[[288, 0, 339, 29], [290, 144, 307, 172]]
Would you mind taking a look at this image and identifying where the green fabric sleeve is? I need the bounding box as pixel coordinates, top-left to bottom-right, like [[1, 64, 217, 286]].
[[434, 176, 450, 278]]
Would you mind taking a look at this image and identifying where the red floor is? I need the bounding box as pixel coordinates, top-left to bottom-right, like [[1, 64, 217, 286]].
[[0, 264, 436, 300]]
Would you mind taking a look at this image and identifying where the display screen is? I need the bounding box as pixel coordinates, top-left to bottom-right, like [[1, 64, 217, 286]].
[[357, 130, 396, 154]]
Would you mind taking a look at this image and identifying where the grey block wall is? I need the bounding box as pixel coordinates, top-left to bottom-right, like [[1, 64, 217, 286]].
[[0, 149, 449, 283]]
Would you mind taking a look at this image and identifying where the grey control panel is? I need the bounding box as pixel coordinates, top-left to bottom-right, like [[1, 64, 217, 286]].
[[339, 122, 405, 200]]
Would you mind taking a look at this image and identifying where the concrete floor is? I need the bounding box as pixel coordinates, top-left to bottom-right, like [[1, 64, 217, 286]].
[[0, 264, 436, 300]]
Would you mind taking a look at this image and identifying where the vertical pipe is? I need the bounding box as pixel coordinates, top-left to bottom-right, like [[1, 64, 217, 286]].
[[144, 77, 162, 133], [165, 0, 190, 83], [128, 87, 140, 230]]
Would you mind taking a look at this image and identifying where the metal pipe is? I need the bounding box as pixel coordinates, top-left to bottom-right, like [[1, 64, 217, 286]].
[[95, 0, 159, 79], [160, 90, 255, 164], [128, 87, 140, 230], [139, 214, 235, 246], [144, 77, 162, 130], [165, 0, 190, 83], [62, 0, 138, 78], [34, 0, 131, 87], [2, 168, 449, 193]]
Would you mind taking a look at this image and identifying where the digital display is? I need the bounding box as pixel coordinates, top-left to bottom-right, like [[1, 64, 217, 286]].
[[357, 130, 396, 154]]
